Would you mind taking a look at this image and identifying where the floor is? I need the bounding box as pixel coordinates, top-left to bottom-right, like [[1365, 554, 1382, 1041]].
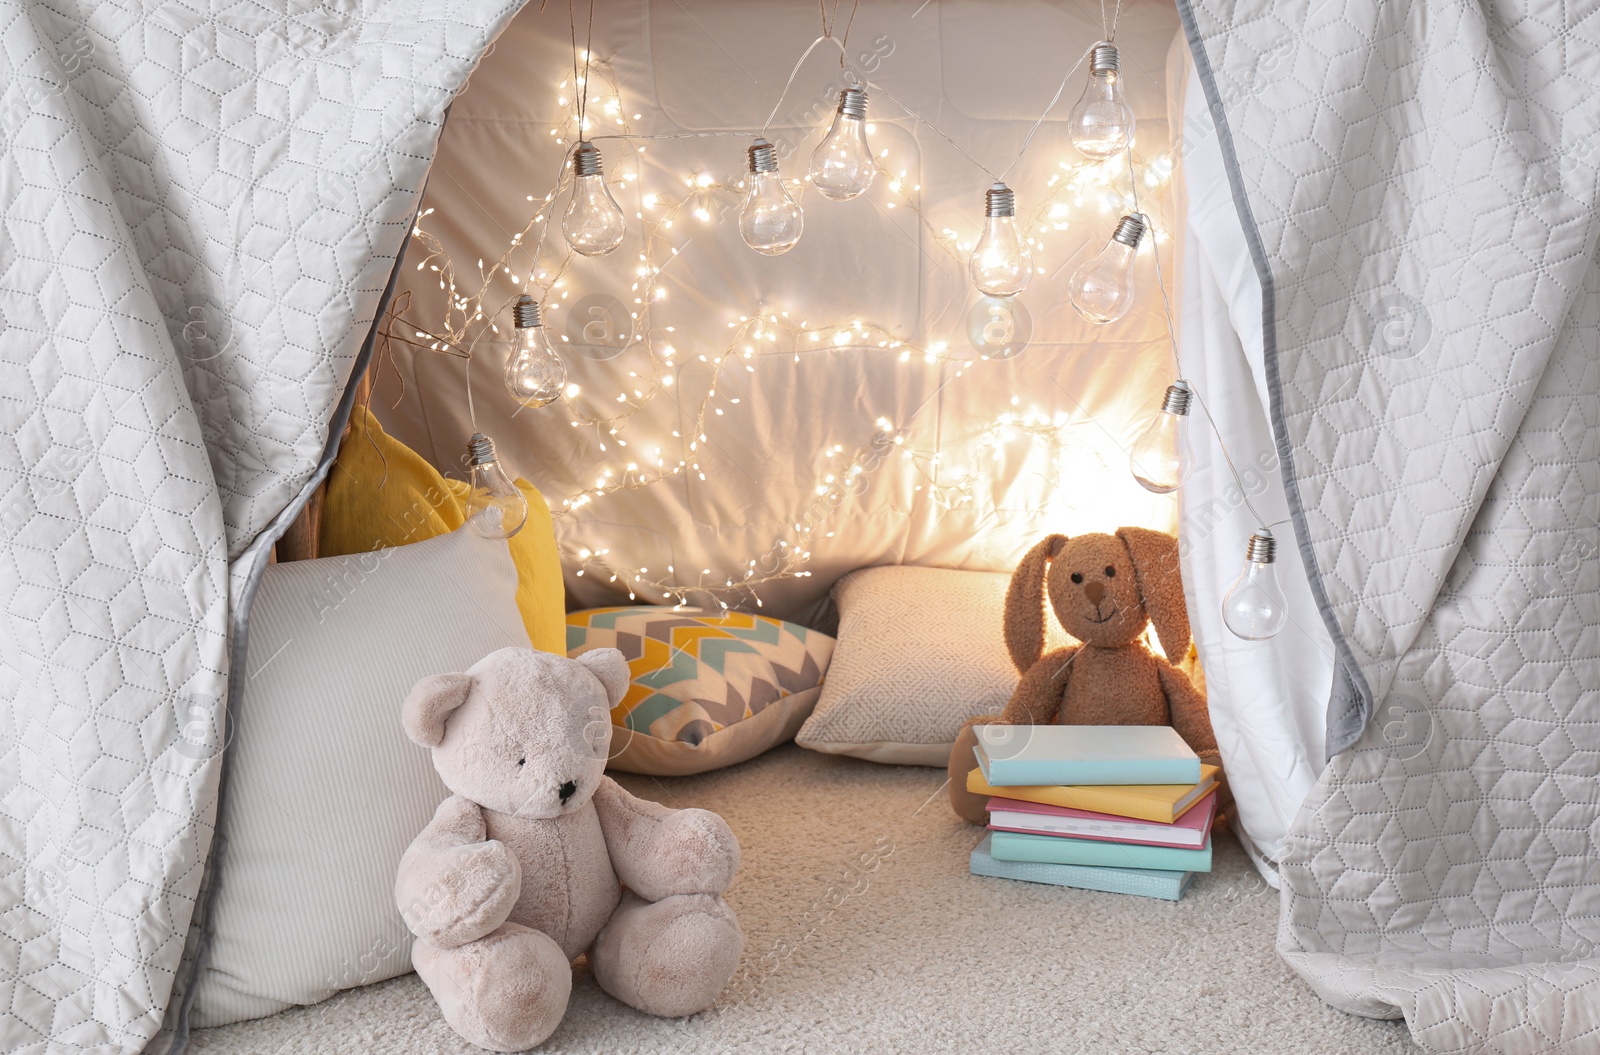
[[187, 744, 1420, 1054]]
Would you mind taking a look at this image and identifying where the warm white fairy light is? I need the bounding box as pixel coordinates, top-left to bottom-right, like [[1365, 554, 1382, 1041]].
[[395, 42, 1182, 609]]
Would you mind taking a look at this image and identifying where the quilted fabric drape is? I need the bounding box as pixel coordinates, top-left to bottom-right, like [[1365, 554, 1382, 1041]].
[[1179, 1, 1600, 1051], [0, 4, 521, 1051]]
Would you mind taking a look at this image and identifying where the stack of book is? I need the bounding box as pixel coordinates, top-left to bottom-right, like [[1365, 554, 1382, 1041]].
[[966, 725, 1219, 902]]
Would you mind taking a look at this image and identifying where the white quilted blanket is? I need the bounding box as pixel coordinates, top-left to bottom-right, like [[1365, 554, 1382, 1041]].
[[1179, 2, 1600, 1051], [0, 3, 518, 1051]]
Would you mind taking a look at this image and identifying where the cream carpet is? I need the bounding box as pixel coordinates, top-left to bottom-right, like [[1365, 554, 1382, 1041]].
[[187, 745, 1419, 1054]]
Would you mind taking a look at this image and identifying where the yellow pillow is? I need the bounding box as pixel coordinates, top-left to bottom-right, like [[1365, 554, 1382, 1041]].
[[319, 406, 565, 654]]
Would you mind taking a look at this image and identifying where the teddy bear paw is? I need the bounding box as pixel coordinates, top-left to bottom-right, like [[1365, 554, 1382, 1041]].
[[414, 923, 572, 1051], [399, 839, 522, 948], [641, 809, 739, 896]]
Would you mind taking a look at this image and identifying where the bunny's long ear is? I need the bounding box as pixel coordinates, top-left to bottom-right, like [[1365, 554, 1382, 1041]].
[[1004, 534, 1067, 673], [402, 672, 473, 747], [1116, 526, 1190, 660]]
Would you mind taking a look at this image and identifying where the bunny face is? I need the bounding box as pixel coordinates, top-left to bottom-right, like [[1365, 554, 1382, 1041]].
[[1044, 534, 1150, 648], [402, 647, 630, 819], [1002, 527, 1190, 672]]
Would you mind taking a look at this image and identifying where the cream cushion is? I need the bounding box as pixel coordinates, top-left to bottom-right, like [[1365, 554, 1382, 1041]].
[[191, 523, 531, 1026], [796, 565, 1071, 765]]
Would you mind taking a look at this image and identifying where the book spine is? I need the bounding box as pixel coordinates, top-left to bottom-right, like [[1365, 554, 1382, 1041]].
[[983, 758, 1203, 787], [988, 831, 1213, 872], [969, 845, 1191, 901]]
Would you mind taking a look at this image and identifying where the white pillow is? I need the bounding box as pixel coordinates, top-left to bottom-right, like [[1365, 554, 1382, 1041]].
[[795, 565, 1071, 766], [190, 524, 531, 1027]]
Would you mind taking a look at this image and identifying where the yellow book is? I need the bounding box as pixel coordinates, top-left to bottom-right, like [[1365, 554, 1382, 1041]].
[[967, 764, 1220, 824]]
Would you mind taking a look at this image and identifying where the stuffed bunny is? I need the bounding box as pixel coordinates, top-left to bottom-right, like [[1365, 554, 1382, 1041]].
[[947, 528, 1220, 824], [395, 646, 743, 1051]]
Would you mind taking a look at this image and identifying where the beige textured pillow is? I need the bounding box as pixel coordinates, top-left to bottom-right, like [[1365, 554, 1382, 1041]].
[[796, 565, 1071, 765]]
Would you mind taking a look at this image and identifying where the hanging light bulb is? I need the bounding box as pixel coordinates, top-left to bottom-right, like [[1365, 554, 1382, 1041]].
[[968, 182, 1032, 297], [1222, 530, 1289, 639], [1130, 379, 1192, 493], [808, 87, 875, 201], [562, 142, 627, 257], [739, 138, 804, 255], [464, 433, 528, 539], [1068, 43, 1136, 159], [503, 295, 567, 408], [1069, 214, 1145, 324]]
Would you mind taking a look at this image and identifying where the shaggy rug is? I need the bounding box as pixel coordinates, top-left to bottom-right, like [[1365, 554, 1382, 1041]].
[[186, 744, 1417, 1054]]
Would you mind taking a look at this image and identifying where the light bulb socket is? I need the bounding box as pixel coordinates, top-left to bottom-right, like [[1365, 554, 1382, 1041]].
[[1161, 379, 1193, 416], [985, 182, 1016, 218], [1246, 530, 1277, 564], [1091, 43, 1119, 75], [748, 138, 779, 174], [572, 142, 603, 177], [837, 87, 868, 119], [1111, 213, 1146, 248], [513, 295, 543, 329], [466, 432, 499, 467]]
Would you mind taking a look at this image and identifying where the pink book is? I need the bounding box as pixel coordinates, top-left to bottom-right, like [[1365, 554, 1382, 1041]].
[[986, 790, 1218, 849]]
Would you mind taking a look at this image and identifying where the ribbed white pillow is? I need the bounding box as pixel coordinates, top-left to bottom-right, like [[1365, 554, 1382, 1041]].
[[191, 524, 532, 1027], [796, 565, 1071, 766]]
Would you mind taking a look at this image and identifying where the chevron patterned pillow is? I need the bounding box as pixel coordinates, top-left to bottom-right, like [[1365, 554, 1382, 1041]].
[[567, 606, 835, 775]]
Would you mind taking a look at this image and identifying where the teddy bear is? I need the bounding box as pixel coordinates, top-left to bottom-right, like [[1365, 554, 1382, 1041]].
[[395, 645, 744, 1051], [947, 527, 1221, 824]]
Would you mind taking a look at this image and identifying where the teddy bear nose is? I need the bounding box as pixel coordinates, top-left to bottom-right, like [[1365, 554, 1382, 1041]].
[[1083, 580, 1106, 605], [558, 780, 577, 805]]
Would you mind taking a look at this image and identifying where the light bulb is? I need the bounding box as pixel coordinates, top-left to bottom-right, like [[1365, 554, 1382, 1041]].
[[1130, 380, 1192, 493], [1068, 43, 1136, 159], [968, 182, 1032, 297], [503, 295, 567, 408], [1069, 214, 1145, 324], [1222, 530, 1289, 639], [562, 143, 626, 257], [808, 88, 875, 201], [739, 138, 803, 255], [464, 433, 528, 539]]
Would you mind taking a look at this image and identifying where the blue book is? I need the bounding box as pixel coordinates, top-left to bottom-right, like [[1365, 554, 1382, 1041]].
[[974, 724, 1201, 787], [969, 834, 1193, 901], [987, 828, 1213, 872]]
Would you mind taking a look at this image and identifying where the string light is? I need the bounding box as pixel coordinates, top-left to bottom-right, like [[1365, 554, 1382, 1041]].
[[1129, 379, 1192, 494], [808, 88, 875, 202], [1069, 213, 1146, 324], [1221, 529, 1289, 639], [1068, 43, 1136, 159], [464, 433, 528, 539], [739, 138, 805, 255], [562, 142, 627, 256], [392, 23, 1234, 611], [968, 182, 1031, 297], [503, 295, 567, 407]]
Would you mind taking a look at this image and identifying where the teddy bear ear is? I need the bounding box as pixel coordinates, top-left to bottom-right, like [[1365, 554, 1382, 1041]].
[[574, 648, 631, 708], [401, 672, 474, 748]]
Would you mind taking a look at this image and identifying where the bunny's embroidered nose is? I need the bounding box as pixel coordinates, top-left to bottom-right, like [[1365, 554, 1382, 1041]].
[[558, 779, 578, 805], [1083, 580, 1106, 605]]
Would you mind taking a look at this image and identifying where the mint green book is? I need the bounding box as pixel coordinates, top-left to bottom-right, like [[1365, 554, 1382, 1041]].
[[970, 834, 1193, 901], [986, 828, 1213, 872]]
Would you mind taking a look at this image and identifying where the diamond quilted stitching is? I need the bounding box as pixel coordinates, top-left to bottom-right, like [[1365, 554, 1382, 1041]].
[[1183, 0, 1600, 1050]]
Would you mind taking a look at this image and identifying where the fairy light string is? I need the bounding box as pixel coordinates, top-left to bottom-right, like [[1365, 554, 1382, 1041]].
[[397, 8, 1230, 609]]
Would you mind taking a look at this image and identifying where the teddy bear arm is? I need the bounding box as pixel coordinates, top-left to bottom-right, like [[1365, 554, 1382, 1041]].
[[1155, 659, 1219, 760], [396, 794, 522, 949], [591, 777, 740, 901], [998, 646, 1079, 724]]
